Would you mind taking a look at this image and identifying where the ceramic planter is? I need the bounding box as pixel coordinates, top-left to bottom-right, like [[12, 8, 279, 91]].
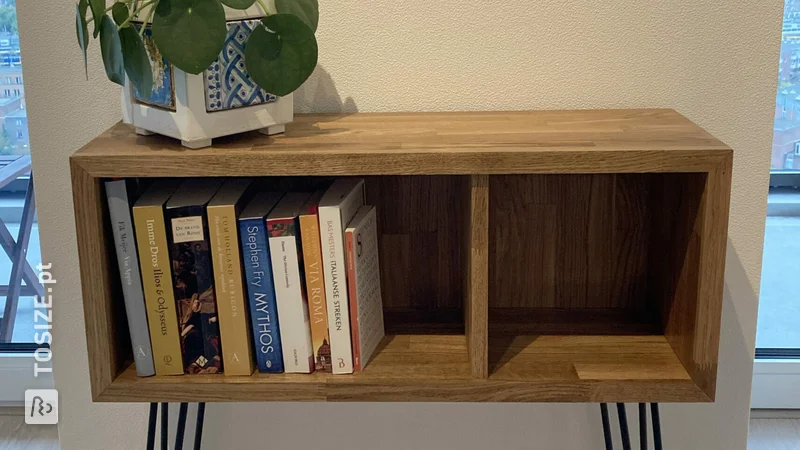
[[121, 5, 292, 149]]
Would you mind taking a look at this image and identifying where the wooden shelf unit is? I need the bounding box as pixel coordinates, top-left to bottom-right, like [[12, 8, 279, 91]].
[[70, 109, 732, 403]]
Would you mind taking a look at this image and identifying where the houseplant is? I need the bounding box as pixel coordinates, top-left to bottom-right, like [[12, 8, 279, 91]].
[[75, 0, 319, 148]]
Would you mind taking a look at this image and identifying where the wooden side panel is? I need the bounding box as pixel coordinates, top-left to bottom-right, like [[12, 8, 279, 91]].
[[489, 174, 650, 311], [366, 176, 465, 315], [691, 156, 732, 398], [70, 160, 124, 400], [648, 173, 702, 380], [648, 161, 729, 400], [465, 175, 489, 378]]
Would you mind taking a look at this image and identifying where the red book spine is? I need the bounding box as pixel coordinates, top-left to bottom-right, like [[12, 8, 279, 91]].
[[346, 229, 361, 372]]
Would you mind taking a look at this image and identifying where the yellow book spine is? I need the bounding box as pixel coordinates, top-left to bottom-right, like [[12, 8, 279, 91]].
[[133, 205, 184, 376], [300, 213, 332, 372], [208, 205, 255, 376]]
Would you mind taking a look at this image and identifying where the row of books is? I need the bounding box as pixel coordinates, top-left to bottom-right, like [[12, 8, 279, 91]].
[[106, 177, 385, 376]]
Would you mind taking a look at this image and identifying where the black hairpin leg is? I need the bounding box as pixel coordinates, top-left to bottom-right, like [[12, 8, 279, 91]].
[[616, 403, 632, 450], [638, 403, 647, 450], [160, 403, 169, 450], [147, 402, 208, 450], [600, 403, 614, 450], [146, 403, 158, 450], [601, 403, 663, 449], [194, 403, 206, 450], [175, 403, 189, 450], [651, 403, 663, 450]]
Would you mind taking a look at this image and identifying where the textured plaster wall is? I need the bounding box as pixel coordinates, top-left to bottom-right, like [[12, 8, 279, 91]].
[[17, 1, 781, 449]]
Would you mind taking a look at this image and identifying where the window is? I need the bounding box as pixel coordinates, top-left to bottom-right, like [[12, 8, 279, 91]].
[[752, 0, 800, 408], [0, 0, 51, 404]]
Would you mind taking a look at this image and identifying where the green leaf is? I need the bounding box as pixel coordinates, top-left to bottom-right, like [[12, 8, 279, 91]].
[[220, 0, 256, 9], [89, 0, 105, 38], [152, 0, 227, 74], [112, 2, 129, 26], [245, 14, 318, 96], [119, 26, 153, 97], [75, 1, 89, 79], [275, 0, 318, 33], [100, 15, 126, 86]]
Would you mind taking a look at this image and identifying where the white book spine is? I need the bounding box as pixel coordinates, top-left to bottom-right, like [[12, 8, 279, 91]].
[[269, 235, 314, 373], [319, 206, 354, 374], [349, 207, 385, 371]]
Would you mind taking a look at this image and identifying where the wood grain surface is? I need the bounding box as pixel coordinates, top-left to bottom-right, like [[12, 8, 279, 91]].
[[465, 175, 489, 377], [365, 176, 465, 315], [71, 110, 731, 177], [70, 109, 732, 404], [70, 160, 126, 400], [98, 334, 707, 403], [489, 174, 651, 311]]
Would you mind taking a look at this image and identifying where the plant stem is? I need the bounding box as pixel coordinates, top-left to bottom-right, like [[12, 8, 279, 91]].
[[138, 0, 159, 37], [256, 0, 272, 16], [118, 0, 157, 30], [86, 1, 131, 24]]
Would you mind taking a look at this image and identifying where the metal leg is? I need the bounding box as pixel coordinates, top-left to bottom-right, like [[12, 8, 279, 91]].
[[0, 176, 37, 342], [175, 403, 188, 450], [638, 403, 647, 450], [600, 402, 663, 450], [146, 403, 158, 450], [600, 403, 614, 450], [145, 402, 208, 450], [616, 403, 632, 450], [651, 403, 663, 450], [161, 403, 169, 450], [194, 403, 205, 450]]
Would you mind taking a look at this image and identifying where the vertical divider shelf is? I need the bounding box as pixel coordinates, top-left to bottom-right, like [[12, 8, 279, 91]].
[[70, 109, 733, 403], [465, 174, 489, 378]]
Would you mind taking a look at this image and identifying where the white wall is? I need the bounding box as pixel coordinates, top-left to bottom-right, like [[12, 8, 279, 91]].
[[17, 1, 781, 449]]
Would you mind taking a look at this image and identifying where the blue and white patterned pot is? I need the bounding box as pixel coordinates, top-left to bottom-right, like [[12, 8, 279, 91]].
[[122, 8, 293, 149]]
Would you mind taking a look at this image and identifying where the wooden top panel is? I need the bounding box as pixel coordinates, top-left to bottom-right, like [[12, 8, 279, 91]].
[[98, 334, 708, 403], [72, 110, 731, 177]]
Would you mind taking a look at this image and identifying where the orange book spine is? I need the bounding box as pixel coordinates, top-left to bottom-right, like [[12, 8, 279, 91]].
[[346, 230, 361, 372], [300, 213, 333, 372]]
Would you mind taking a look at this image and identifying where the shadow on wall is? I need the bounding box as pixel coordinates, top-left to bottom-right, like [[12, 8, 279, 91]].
[[294, 65, 358, 114]]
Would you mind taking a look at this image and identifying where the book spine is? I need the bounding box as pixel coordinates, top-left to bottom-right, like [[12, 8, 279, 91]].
[[350, 208, 385, 370], [345, 229, 362, 372], [268, 218, 314, 373], [167, 208, 223, 374], [106, 181, 155, 377], [132, 205, 183, 376], [318, 206, 354, 374], [208, 205, 254, 376], [239, 217, 283, 373], [299, 213, 332, 372]]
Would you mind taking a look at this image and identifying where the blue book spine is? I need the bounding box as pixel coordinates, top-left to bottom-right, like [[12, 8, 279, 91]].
[[239, 217, 284, 373]]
